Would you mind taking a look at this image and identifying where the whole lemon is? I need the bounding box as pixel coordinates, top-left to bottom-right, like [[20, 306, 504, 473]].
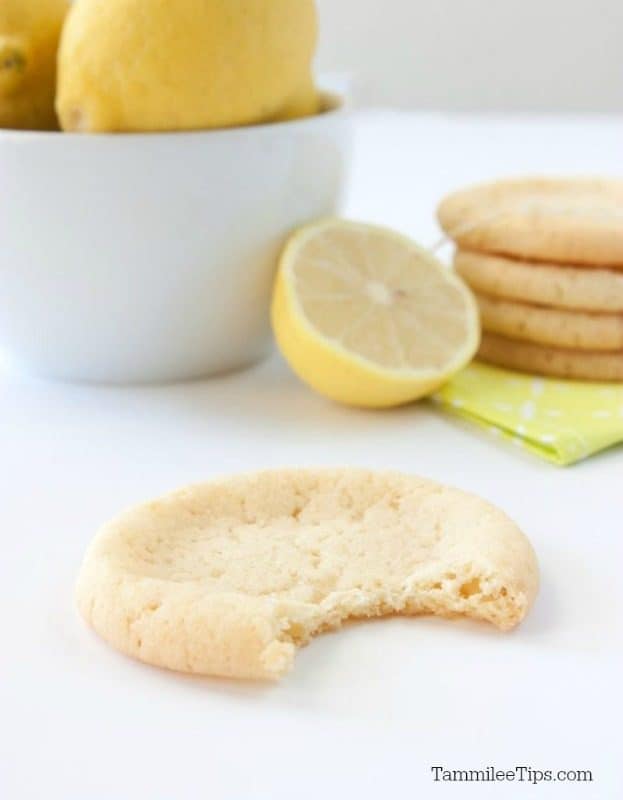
[[57, 0, 318, 133], [0, 0, 69, 130]]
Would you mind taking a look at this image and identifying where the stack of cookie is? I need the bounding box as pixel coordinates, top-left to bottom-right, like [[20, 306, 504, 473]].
[[437, 178, 623, 381]]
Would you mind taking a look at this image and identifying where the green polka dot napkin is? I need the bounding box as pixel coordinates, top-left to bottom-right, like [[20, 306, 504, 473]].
[[432, 362, 623, 465]]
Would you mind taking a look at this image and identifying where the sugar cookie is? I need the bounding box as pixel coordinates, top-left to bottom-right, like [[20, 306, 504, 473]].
[[455, 250, 623, 312], [478, 332, 623, 381], [476, 292, 623, 350], [76, 469, 539, 679], [438, 178, 623, 267]]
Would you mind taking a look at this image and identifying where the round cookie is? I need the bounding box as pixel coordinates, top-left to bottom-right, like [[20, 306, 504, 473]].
[[476, 292, 623, 351], [76, 469, 539, 680], [455, 250, 623, 312], [479, 332, 623, 381], [438, 177, 623, 267]]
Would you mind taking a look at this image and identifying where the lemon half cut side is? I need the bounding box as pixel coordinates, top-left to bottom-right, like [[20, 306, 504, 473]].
[[272, 218, 481, 408]]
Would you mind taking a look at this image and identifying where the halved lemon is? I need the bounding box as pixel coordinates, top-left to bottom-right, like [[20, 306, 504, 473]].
[[271, 218, 480, 408]]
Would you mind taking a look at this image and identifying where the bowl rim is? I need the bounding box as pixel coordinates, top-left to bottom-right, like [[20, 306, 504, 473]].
[[0, 90, 349, 142]]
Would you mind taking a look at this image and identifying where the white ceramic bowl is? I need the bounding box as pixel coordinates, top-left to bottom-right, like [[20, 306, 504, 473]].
[[0, 93, 350, 383]]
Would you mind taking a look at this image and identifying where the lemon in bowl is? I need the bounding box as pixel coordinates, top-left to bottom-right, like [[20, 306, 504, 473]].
[[56, 0, 318, 132], [0, 0, 351, 384], [0, 0, 69, 130]]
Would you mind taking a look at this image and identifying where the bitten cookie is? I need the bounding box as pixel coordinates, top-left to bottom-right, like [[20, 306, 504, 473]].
[[455, 250, 623, 312], [475, 292, 623, 351], [438, 177, 623, 267], [76, 469, 539, 680], [479, 332, 623, 381]]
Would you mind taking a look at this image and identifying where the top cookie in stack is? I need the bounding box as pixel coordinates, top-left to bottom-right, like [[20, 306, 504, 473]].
[[437, 178, 623, 382]]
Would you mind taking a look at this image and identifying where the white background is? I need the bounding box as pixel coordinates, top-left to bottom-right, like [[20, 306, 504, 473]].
[[2, 111, 622, 799], [317, 0, 623, 111]]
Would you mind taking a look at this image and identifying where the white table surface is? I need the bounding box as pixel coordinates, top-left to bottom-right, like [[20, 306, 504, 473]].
[[2, 111, 622, 799]]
